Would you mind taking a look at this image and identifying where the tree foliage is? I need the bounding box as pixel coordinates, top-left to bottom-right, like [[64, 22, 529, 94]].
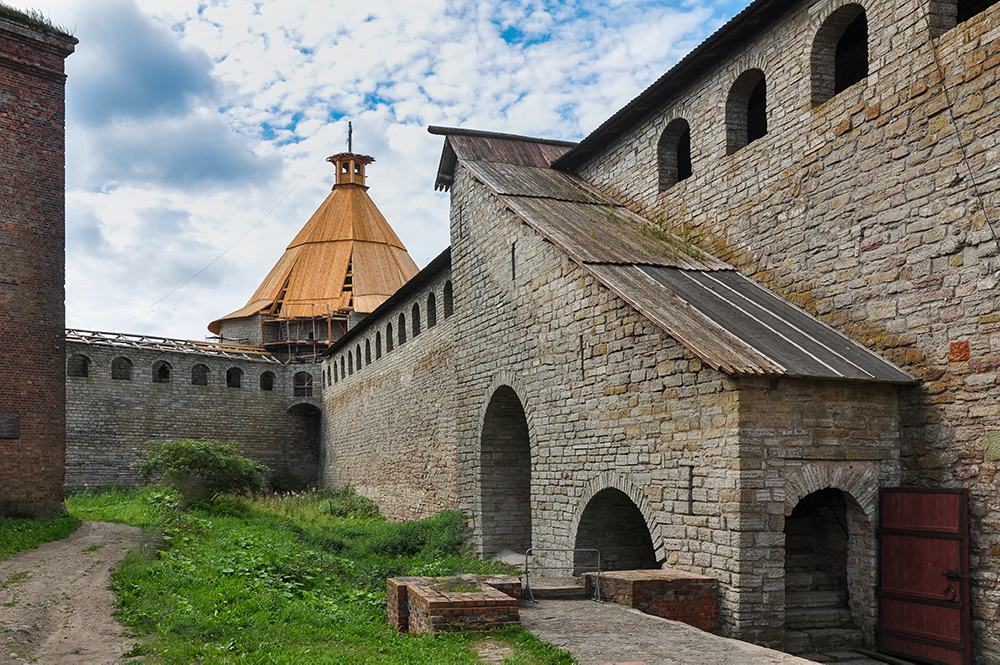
[[137, 439, 267, 505]]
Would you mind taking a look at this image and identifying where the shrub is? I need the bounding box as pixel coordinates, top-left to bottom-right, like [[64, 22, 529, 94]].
[[136, 439, 267, 507]]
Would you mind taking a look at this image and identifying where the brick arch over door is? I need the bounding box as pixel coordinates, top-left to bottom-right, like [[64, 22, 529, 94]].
[[783, 462, 881, 518], [572, 471, 664, 563]]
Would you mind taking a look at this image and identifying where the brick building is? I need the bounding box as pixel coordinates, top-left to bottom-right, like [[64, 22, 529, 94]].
[[321, 0, 1000, 662], [0, 9, 76, 518]]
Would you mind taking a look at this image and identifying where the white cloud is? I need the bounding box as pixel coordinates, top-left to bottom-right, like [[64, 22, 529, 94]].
[[8, 0, 750, 340]]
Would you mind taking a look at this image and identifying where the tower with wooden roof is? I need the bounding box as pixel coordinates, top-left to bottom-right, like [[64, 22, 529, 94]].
[[209, 141, 419, 363]]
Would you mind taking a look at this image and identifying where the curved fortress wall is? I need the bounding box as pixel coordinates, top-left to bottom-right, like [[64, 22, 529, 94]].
[[321, 250, 458, 522], [65, 340, 322, 490]]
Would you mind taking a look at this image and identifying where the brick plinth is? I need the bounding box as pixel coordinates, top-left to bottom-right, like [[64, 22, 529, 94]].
[[387, 575, 521, 635], [585, 569, 720, 634]]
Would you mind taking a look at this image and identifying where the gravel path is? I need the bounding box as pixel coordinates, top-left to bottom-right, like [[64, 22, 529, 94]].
[[520, 598, 815, 665], [0, 521, 142, 665]]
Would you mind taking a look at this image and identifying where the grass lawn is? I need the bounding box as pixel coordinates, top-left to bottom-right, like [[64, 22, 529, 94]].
[[0, 512, 81, 562], [65, 486, 572, 664]]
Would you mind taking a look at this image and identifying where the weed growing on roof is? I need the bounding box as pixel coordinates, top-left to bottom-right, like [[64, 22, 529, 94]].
[[67, 486, 569, 664]]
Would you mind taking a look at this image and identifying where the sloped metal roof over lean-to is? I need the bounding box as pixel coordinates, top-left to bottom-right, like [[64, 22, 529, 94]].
[[429, 126, 917, 384]]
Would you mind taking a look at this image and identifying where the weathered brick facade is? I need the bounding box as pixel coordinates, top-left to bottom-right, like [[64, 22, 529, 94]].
[[65, 339, 322, 491], [0, 12, 76, 518]]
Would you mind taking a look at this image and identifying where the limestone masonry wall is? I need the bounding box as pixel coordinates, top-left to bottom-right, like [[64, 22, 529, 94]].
[[65, 342, 321, 490], [575, 0, 1000, 656], [0, 15, 76, 517], [321, 264, 458, 521]]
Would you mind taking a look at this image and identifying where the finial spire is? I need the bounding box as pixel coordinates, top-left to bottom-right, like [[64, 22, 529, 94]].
[[348, 121, 353, 153]]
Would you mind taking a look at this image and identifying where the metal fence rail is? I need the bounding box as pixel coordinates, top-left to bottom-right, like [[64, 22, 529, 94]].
[[522, 548, 601, 603]]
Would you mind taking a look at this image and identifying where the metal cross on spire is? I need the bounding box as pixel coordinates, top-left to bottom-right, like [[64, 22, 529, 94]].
[[348, 121, 353, 153]]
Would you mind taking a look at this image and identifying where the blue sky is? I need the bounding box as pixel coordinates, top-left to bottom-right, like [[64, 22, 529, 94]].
[[10, 0, 752, 341]]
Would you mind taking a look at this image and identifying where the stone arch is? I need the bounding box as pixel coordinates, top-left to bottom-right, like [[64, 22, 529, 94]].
[[572, 471, 664, 564], [152, 360, 171, 383], [783, 463, 881, 646], [810, 2, 868, 106], [783, 462, 879, 518], [477, 373, 535, 558]]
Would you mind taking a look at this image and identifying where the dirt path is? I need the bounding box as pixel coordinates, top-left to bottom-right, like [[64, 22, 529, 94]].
[[519, 599, 814, 665], [0, 521, 142, 665]]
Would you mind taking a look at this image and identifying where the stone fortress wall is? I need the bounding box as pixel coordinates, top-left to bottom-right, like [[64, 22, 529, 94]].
[[321, 251, 459, 521], [444, 161, 902, 647], [0, 12, 76, 517], [65, 338, 322, 491], [571, 0, 1000, 656]]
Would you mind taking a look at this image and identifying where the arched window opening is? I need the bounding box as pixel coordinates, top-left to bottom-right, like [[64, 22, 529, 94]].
[[443, 281, 454, 318], [386, 323, 394, 352], [153, 361, 171, 384], [294, 371, 314, 397], [226, 367, 243, 389], [111, 357, 132, 381], [958, 0, 997, 24], [332, 364, 338, 384], [365, 340, 371, 365], [376, 331, 383, 359], [260, 371, 275, 391], [355, 344, 362, 372], [574, 488, 657, 574], [726, 69, 767, 154], [657, 118, 692, 192], [412, 303, 421, 337], [348, 351, 353, 375], [811, 5, 868, 106], [191, 364, 209, 386], [427, 292, 437, 327], [67, 354, 90, 377], [398, 313, 407, 345], [340, 355, 346, 377], [480, 386, 532, 557]]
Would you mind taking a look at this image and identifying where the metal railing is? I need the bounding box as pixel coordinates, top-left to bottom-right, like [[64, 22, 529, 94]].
[[522, 548, 601, 603]]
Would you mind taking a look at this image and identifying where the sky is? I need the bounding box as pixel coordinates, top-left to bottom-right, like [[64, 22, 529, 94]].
[[9, 0, 752, 342]]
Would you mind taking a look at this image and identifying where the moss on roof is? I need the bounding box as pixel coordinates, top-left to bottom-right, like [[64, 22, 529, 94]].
[[0, 3, 74, 40]]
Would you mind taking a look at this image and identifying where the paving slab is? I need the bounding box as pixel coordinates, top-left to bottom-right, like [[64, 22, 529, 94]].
[[519, 598, 814, 665]]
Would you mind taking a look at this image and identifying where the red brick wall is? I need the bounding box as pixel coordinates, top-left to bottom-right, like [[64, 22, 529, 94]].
[[0, 14, 76, 517], [585, 569, 720, 634]]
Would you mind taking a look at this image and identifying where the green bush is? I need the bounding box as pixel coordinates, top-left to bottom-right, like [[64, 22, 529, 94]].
[[136, 439, 267, 506]]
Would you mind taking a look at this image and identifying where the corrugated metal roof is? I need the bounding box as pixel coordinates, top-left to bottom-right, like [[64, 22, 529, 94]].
[[209, 160, 420, 334], [430, 127, 917, 384]]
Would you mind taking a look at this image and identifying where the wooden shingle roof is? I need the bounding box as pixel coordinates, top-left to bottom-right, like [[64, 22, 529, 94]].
[[209, 155, 419, 334]]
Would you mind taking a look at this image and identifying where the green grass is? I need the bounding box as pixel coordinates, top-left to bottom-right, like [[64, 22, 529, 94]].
[[66, 487, 573, 664], [0, 513, 81, 562]]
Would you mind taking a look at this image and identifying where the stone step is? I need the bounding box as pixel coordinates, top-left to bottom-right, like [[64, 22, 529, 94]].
[[523, 576, 588, 600], [785, 627, 863, 655], [785, 589, 848, 609], [784, 606, 854, 630], [785, 571, 843, 592]]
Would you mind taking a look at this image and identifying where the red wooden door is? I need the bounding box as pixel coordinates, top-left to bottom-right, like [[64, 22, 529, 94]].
[[878, 488, 970, 665]]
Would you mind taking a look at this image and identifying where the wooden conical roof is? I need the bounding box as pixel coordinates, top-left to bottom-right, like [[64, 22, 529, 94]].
[[209, 156, 419, 334]]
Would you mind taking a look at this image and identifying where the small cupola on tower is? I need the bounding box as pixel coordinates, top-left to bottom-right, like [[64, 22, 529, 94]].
[[327, 123, 374, 188]]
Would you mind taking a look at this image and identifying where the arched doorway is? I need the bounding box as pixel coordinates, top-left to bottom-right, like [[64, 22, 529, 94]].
[[784, 488, 866, 654], [574, 488, 657, 574], [479, 386, 531, 557]]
